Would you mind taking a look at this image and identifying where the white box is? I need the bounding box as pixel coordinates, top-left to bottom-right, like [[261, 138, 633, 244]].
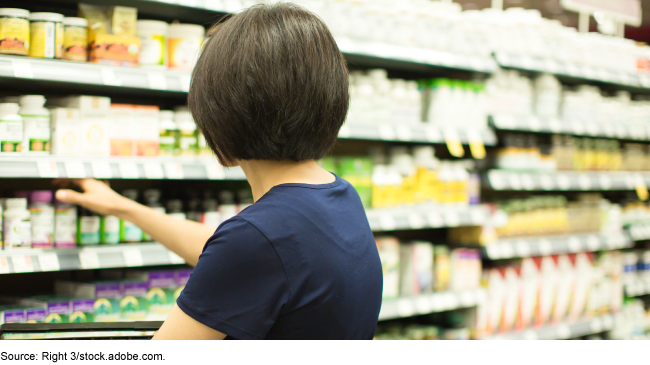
[[53, 96, 111, 157], [49, 108, 81, 156], [134, 105, 159, 157], [109, 104, 136, 156]]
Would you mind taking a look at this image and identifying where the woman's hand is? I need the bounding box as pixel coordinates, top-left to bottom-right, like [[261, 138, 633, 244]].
[[54, 179, 133, 217]]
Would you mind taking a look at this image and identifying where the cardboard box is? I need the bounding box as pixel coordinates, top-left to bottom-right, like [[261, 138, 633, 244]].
[[89, 33, 140, 67], [125, 271, 178, 315], [55, 280, 121, 322], [51, 96, 111, 157], [50, 108, 81, 156], [121, 280, 149, 320], [70, 299, 96, 323], [135, 105, 159, 157]]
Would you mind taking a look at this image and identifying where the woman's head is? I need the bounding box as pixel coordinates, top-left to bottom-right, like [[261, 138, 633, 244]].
[[189, 3, 349, 166]]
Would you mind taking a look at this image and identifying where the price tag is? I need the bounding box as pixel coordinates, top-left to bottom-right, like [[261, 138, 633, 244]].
[[164, 162, 184, 179], [143, 163, 164, 179], [168, 251, 186, 264], [38, 253, 60, 272], [572, 121, 585, 135], [147, 72, 168, 90], [444, 212, 461, 227], [79, 251, 100, 269], [64, 161, 86, 178], [568, 237, 582, 253], [378, 124, 395, 140], [425, 127, 442, 142], [444, 128, 464, 158], [0, 257, 9, 274], [556, 324, 571, 339], [538, 239, 552, 256], [540, 175, 555, 190], [123, 248, 144, 267], [204, 163, 225, 180], [523, 330, 539, 341], [37, 161, 59, 178], [407, 213, 425, 229], [118, 162, 139, 179], [515, 241, 531, 257], [548, 118, 563, 133], [578, 175, 592, 190], [12, 60, 34, 78], [500, 243, 515, 259], [179, 74, 192, 92], [467, 130, 486, 159], [508, 173, 522, 190], [395, 125, 412, 141], [586, 235, 600, 252], [338, 124, 351, 138], [557, 174, 571, 190], [521, 174, 535, 190], [590, 318, 603, 333], [396, 299, 416, 317], [426, 212, 444, 228], [414, 296, 431, 314], [100, 68, 121, 86], [599, 175, 612, 190], [11, 255, 34, 273], [635, 174, 649, 201], [528, 116, 541, 132], [91, 162, 112, 179], [379, 215, 396, 231]]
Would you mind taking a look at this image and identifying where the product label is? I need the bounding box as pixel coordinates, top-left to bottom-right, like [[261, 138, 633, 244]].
[[96, 283, 122, 299], [179, 135, 197, 156], [29, 21, 60, 58], [158, 132, 178, 156], [0, 16, 29, 55], [0, 119, 23, 153], [54, 208, 77, 247], [25, 308, 46, 323], [139, 34, 165, 66], [3, 214, 31, 248], [78, 216, 100, 245], [120, 220, 142, 243], [30, 205, 54, 247], [168, 37, 201, 70], [4, 309, 26, 323], [63, 25, 87, 61], [100, 215, 120, 244], [70, 299, 95, 323], [22, 115, 51, 153]]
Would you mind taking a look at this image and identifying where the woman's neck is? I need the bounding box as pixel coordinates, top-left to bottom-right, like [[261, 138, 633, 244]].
[[238, 159, 335, 202]]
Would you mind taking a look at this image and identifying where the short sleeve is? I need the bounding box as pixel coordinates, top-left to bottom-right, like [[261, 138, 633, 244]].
[[176, 217, 288, 340]]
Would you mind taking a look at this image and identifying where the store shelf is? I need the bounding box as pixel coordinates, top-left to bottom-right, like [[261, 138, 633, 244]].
[[0, 156, 246, 180], [624, 278, 650, 297], [480, 313, 622, 340], [483, 231, 632, 260], [0, 55, 191, 93], [0, 243, 184, 274], [627, 222, 650, 241], [340, 123, 497, 145], [378, 288, 486, 321], [486, 170, 650, 191], [494, 52, 648, 89], [366, 203, 489, 232], [490, 114, 650, 141]]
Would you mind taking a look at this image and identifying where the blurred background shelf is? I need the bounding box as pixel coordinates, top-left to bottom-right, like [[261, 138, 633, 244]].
[[340, 123, 497, 145], [378, 288, 486, 321], [486, 170, 650, 191], [480, 313, 622, 340], [624, 278, 650, 297], [367, 204, 489, 232]]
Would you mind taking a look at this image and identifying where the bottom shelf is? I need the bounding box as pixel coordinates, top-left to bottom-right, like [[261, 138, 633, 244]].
[[480, 313, 622, 340]]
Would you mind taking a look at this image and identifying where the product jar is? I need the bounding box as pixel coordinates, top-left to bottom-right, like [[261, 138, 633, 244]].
[[29, 190, 54, 248], [0, 8, 30, 56], [0, 103, 23, 153], [29, 12, 64, 59], [62, 17, 88, 61], [3, 198, 31, 249], [168, 23, 205, 70], [137, 20, 168, 68]]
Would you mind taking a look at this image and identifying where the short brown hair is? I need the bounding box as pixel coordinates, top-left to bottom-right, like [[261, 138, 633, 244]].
[[188, 3, 350, 165]]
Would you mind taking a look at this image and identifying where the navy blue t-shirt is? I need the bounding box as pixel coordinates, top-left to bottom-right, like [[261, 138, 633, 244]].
[[177, 175, 383, 340]]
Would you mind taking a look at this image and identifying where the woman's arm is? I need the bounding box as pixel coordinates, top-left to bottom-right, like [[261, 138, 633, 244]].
[[55, 179, 215, 266], [152, 304, 227, 340]]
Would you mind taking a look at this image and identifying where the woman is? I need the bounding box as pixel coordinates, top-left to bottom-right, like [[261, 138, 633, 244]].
[[55, 3, 383, 340]]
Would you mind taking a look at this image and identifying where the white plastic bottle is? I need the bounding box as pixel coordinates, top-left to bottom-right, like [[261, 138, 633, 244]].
[[0, 103, 23, 153], [29, 190, 54, 248], [54, 199, 77, 248], [3, 198, 31, 249], [19, 95, 51, 154], [137, 20, 168, 68]]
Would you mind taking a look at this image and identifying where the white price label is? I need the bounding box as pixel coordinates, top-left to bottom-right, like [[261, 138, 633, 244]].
[[164, 162, 184, 179], [568, 237, 582, 253], [599, 175, 612, 190], [586, 235, 600, 252], [425, 127, 442, 142], [0, 257, 9, 274], [407, 213, 425, 230], [118, 162, 139, 179], [538, 239, 552, 256], [168, 251, 186, 264], [521, 174, 535, 190], [528, 116, 541, 131], [338, 124, 351, 138], [508, 174, 522, 190], [147, 72, 168, 90], [11, 255, 34, 273], [396, 299, 416, 317], [123, 248, 144, 267], [515, 241, 531, 257], [38, 253, 60, 272], [444, 212, 461, 227], [179, 74, 192, 92], [379, 215, 396, 231], [500, 243, 515, 259], [143, 163, 164, 179], [91, 162, 112, 179], [395, 125, 412, 141], [578, 175, 592, 190], [12, 60, 34, 78], [101, 68, 121, 86], [430, 294, 444, 312], [426, 212, 444, 228], [204, 163, 225, 180], [557, 174, 571, 190], [556, 324, 571, 339], [414, 296, 431, 314], [64, 161, 86, 178], [521, 55, 534, 69], [378, 124, 395, 140], [37, 161, 59, 178], [583, 67, 597, 80], [540, 175, 555, 190], [79, 251, 100, 269]]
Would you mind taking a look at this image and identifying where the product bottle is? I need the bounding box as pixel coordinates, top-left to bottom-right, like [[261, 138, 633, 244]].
[[186, 197, 202, 223], [143, 189, 165, 241], [54, 199, 76, 248], [120, 190, 143, 243], [3, 198, 31, 249], [19, 95, 51, 154], [219, 191, 238, 222], [201, 199, 221, 229], [236, 189, 254, 213], [174, 107, 198, 156], [0, 103, 23, 153], [100, 214, 120, 245], [77, 207, 100, 246], [158, 110, 178, 156], [166, 199, 186, 220], [29, 190, 54, 248]]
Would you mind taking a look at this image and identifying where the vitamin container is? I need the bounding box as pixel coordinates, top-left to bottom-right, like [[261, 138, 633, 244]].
[[168, 23, 204, 70], [54, 199, 77, 248], [29, 191, 54, 248], [174, 107, 197, 156], [29, 12, 64, 59], [62, 17, 88, 61], [77, 207, 100, 245], [158, 110, 178, 156], [137, 20, 168, 68], [0, 103, 23, 153], [3, 198, 31, 249], [19, 95, 50, 154], [0, 8, 30, 55], [120, 190, 143, 243]]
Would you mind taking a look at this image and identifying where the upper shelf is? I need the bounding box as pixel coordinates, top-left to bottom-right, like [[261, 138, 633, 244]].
[[486, 170, 650, 192]]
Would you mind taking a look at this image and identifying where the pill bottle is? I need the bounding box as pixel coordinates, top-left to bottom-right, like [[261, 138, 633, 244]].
[[54, 199, 76, 248], [175, 107, 197, 156], [120, 190, 143, 243], [100, 214, 120, 245], [62, 17, 88, 61], [29, 12, 64, 59], [77, 207, 100, 245], [19, 95, 50, 154], [166, 199, 186, 221], [29, 190, 54, 248], [137, 20, 168, 68], [201, 199, 221, 229], [168, 23, 204, 70], [0, 8, 30, 55], [158, 110, 178, 156], [143, 189, 165, 241], [3, 198, 31, 249], [0, 103, 23, 153]]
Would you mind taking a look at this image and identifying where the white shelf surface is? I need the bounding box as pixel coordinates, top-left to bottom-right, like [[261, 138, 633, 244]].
[[480, 313, 623, 340], [483, 231, 633, 260], [624, 278, 650, 297], [487, 170, 650, 191], [366, 203, 489, 232], [378, 288, 485, 321], [340, 123, 497, 145]]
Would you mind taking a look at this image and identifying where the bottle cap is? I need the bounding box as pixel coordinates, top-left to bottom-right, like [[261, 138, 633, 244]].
[[29, 12, 64, 22], [19, 95, 46, 108], [30, 190, 53, 203], [0, 8, 30, 18], [63, 17, 88, 27], [5, 198, 27, 210]]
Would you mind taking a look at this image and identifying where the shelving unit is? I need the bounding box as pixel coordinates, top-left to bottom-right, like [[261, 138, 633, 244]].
[[367, 204, 488, 232], [378, 288, 486, 321], [624, 278, 650, 297], [340, 123, 497, 145], [627, 222, 650, 241], [486, 169, 650, 191], [480, 313, 622, 340]]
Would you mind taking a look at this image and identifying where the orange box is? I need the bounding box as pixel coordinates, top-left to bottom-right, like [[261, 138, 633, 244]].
[[135, 105, 160, 157], [89, 33, 140, 67], [110, 104, 135, 156]]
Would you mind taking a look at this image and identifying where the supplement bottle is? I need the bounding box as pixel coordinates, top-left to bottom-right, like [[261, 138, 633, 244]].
[[29, 190, 54, 248], [137, 20, 168, 68], [158, 110, 178, 156], [54, 199, 77, 248], [143, 189, 165, 241], [100, 214, 119, 245], [0, 103, 23, 153], [3, 198, 31, 249], [219, 191, 238, 222], [175, 107, 198, 156], [28, 12, 64, 59], [62, 17, 88, 61], [166, 199, 186, 221], [77, 207, 100, 245], [19, 95, 51, 154], [0, 8, 30, 56], [168, 23, 205, 70], [120, 190, 143, 243]]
